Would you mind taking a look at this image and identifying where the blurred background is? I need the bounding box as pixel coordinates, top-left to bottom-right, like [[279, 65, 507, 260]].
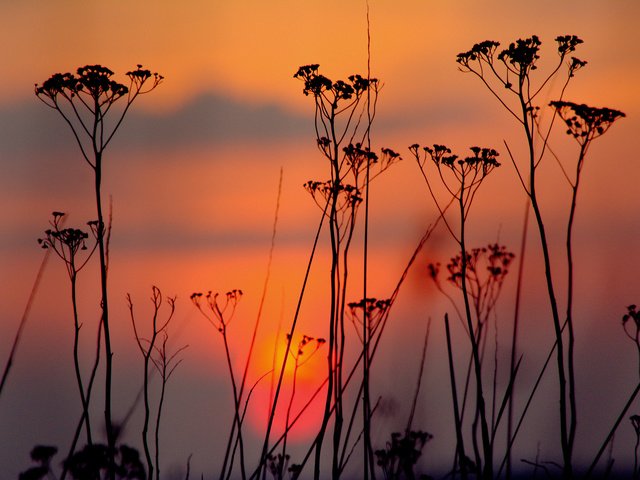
[[0, 1, 638, 477]]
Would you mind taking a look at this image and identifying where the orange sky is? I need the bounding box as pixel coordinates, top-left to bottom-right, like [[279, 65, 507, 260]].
[[1, 1, 639, 478], [2, 1, 639, 111]]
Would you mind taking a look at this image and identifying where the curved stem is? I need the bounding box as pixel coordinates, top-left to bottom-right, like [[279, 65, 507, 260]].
[[70, 272, 92, 445]]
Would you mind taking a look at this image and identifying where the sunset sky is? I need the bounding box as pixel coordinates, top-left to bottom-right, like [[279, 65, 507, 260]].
[[1, 1, 639, 478]]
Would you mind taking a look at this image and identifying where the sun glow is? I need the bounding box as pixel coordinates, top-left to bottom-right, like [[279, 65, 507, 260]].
[[244, 331, 328, 443]]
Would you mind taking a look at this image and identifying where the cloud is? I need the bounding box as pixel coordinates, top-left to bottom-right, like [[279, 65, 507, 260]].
[[0, 92, 311, 156], [0, 89, 487, 159], [119, 92, 314, 148]]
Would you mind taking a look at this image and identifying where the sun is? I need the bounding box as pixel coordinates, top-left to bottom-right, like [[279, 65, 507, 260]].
[[242, 331, 328, 443]]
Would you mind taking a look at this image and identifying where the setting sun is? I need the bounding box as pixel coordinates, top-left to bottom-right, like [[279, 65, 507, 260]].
[[245, 333, 328, 443]]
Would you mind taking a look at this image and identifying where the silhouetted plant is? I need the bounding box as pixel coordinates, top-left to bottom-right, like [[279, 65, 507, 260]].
[[283, 228, 439, 479], [444, 244, 515, 330], [35, 65, 162, 470], [128, 286, 185, 480], [191, 289, 247, 480], [631, 414, 640, 480], [375, 315, 433, 480], [284, 64, 400, 480], [287, 462, 302, 480], [268, 453, 301, 480], [551, 101, 625, 143], [550, 101, 625, 398], [430, 243, 516, 471], [457, 33, 629, 479], [64, 444, 146, 480], [20, 444, 146, 480], [426, 262, 464, 327], [35, 212, 107, 480], [0, 240, 54, 402], [621, 304, 640, 386], [410, 143, 500, 479], [19, 445, 58, 480], [583, 304, 640, 478], [347, 297, 391, 344], [456, 34, 595, 478], [375, 430, 433, 480], [38, 212, 99, 448], [278, 334, 325, 479]]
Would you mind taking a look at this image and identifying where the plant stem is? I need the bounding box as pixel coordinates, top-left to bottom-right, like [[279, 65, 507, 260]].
[[70, 271, 92, 445], [93, 150, 115, 479], [585, 382, 640, 478], [459, 189, 492, 479], [565, 142, 587, 454], [220, 328, 246, 480], [445, 314, 468, 480], [506, 200, 529, 480], [518, 85, 570, 477]]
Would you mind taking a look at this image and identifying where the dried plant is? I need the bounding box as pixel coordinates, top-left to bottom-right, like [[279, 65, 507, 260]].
[[128, 286, 185, 480], [411, 143, 501, 479], [35, 65, 162, 470], [284, 63, 400, 480], [191, 289, 246, 480], [457, 33, 628, 479], [38, 212, 99, 448], [277, 334, 325, 479]]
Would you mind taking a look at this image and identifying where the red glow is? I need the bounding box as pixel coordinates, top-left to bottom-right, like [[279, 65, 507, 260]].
[[243, 333, 327, 443]]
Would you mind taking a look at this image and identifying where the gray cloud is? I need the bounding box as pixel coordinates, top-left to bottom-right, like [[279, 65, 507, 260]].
[[0, 90, 481, 157], [0, 92, 311, 156], [118, 92, 311, 148]]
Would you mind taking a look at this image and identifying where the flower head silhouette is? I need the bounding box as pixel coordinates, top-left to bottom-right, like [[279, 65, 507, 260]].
[[550, 100, 625, 146], [191, 289, 243, 332]]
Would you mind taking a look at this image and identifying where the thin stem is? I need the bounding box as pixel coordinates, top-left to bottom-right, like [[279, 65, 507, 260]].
[[70, 272, 92, 445], [406, 318, 431, 433], [227, 168, 283, 478], [0, 247, 51, 398], [506, 200, 529, 480], [516, 82, 569, 476], [445, 314, 468, 480], [280, 358, 300, 478], [363, 3, 374, 476], [155, 367, 166, 480], [93, 153, 115, 477], [221, 327, 247, 480], [585, 382, 640, 478], [61, 317, 102, 480], [565, 143, 587, 454], [459, 187, 492, 479], [497, 321, 567, 479], [253, 202, 327, 480]]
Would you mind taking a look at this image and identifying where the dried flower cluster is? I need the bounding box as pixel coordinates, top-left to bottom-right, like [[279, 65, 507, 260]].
[[35, 64, 162, 106], [285, 333, 326, 360], [551, 101, 626, 145], [294, 64, 374, 100], [37, 212, 98, 277], [457, 35, 583, 81], [347, 297, 392, 342], [190, 289, 243, 332]]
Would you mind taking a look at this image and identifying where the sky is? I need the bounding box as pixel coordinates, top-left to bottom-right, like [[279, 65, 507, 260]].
[[0, 1, 639, 478]]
